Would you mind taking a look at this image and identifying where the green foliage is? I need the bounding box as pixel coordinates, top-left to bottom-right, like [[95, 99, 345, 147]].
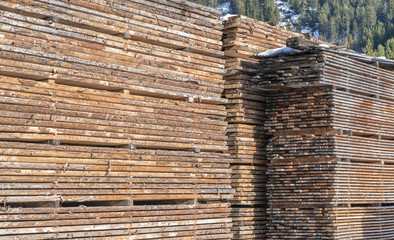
[[190, 0, 220, 7], [386, 38, 394, 59], [365, 39, 375, 55], [188, 0, 280, 23], [298, 0, 393, 57], [377, 44, 386, 57]]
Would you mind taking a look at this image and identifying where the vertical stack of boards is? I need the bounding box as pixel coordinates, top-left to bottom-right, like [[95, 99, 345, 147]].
[[0, 0, 234, 238], [253, 49, 394, 239], [223, 15, 310, 239]]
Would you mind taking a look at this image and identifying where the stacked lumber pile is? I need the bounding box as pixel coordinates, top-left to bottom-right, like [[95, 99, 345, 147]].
[[223, 16, 302, 60], [254, 47, 394, 239], [0, 0, 233, 238], [223, 16, 303, 164], [223, 16, 304, 239]]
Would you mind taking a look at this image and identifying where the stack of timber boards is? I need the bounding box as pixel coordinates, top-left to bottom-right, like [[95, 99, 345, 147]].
[[0, 202, 232, 239], [223, 15, 302, 61], [0, 0, 225, 102], [223, 15, 304, 165], [254, 49, 394, 239], [223, 16, 328, 239], [223, 15, 303, 239], [0, 0, 234, 239]]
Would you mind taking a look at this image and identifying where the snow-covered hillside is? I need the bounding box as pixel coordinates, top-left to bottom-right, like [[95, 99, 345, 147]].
[[274, 0, 319, 38]]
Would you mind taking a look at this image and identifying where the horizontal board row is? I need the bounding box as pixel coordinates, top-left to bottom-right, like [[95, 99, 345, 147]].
[[268, 134, 394, 163], [268, 161, 394, 206], [0, 141, 233, 203], [334, 205, 394, 239], [268, 205, 394, 239], [228, 124, 268, 165], [231, 165, 267, 205], [231, 206, 267, 239], [0, 76, 228, 151], [0, 203, 232, 239], [255, 50, 394, 101], [264, 86, 394, 138]]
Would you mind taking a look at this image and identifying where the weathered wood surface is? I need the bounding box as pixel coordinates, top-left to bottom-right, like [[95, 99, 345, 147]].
[[222, 16, 272, 176], [255, 50, 394, 100], [334, 206, 394, 239], [266, 207, 335, 239], [268, 161, 394, 206], [268, 205, 394, 239], [0, 141, 232, 203], [286, 37, 320, 49], [227, 124, 268, 165], [0, 203, 232, 239], [256, 49, 394, 239], [263, 87, 394, 158], [222, 16, 326, 239], [0, 76, 228, 151], [231, 165, 267, 205], [231, 206, 267, 239], [222, 16, 304, 238], [0, 0, 224, 55], [223, 16, 302, 61], [0, 1, 227, 103], [0, 0, 232, 238]]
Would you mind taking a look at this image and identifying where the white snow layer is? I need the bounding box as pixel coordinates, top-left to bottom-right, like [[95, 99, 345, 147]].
[[258, 47, 296, 57], [319, 44, 330, 48], [221, 14, 238, 21], [217, 1, 231, 15]]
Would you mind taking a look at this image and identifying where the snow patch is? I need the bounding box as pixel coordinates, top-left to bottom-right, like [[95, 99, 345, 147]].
[[275, 0, 291, 12], [291, 14, 301, 22], [318, 44, 330, 48], [221, 14, 238, 21], [216, 1, 231, 15], [301, 25, 319, 39], [274, 0, 320, 39], [258, 47, 296, 57], [275, 0, 296, 29]]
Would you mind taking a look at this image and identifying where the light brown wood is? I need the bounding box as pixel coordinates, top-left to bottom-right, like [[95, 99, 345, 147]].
[[0, 0, 232, 238]]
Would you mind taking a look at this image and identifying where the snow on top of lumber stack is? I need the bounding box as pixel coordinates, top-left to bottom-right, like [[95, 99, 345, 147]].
[[257, 47, 296, 57], [257, 37, 394, 69], [220, 14, 238, 21]]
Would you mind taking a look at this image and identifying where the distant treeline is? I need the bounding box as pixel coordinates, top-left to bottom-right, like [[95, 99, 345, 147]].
[[189, 0, 394, 58]]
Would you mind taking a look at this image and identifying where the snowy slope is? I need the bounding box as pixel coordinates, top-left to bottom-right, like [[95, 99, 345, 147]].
[[274, 0, 319, 38]]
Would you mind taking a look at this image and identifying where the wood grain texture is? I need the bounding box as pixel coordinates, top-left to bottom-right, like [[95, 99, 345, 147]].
[[0, 0, 232, 238], [255, 49, 394, 239]]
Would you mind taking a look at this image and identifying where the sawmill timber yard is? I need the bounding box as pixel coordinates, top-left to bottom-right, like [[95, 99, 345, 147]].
[[0, 0, 393, 239]]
